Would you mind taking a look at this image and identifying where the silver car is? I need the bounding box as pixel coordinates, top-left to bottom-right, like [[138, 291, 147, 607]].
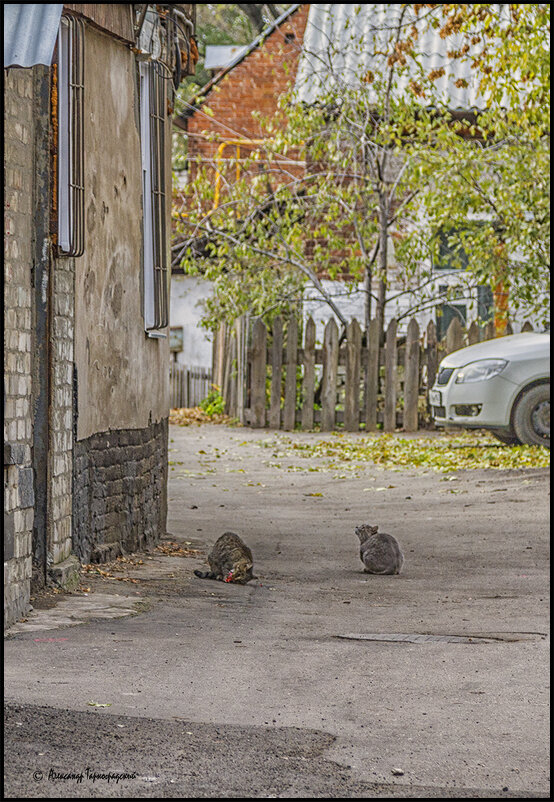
[[429, 332, 550, 447]]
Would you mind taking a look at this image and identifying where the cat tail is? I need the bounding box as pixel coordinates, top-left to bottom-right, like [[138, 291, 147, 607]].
[[194, 569, 218, 580]]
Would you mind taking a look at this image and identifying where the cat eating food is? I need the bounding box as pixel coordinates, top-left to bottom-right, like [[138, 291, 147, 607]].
[[194, 532, 256, 584], [355, 524, 404, 575]]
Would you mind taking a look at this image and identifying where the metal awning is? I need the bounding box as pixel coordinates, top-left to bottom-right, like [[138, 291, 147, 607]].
[[4, 4, 63, 68]]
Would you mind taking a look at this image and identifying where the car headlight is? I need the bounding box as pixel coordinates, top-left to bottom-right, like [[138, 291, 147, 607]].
[[455, 359, 508, 383]]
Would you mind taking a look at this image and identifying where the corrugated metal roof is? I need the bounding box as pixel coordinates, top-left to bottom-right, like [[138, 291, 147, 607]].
[[295, 4, 491, 109], [4, 4, 63, 68]]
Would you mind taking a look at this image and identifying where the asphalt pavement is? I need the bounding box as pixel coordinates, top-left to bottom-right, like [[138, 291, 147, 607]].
[[4, 424, 550, 798]]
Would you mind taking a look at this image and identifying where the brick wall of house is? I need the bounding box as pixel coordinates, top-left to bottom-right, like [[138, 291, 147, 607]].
[[4, 64, 78, 629], [185, 5, 310, 168], [4, 68, 35, 628]]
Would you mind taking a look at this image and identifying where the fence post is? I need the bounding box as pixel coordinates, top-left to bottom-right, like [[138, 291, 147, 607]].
[[365, 318, 379, 432], [250, 318, 267, 428], [221, 330, 231, 409], [269, 316, 283, 429], [445, 316, 464, 354], [212, 322, 226, 391], [301, 316, 316, 430], [483, 320, 495, 341], [467, 320, 480, 345], [345, 318, 362, 431], [185, 367, 190, 409], [283, 316, 298, 431], [321, 318, 338, 431], [403, 317, 420, 432], [224, 334, 237, 416], [425, 319, 438, 395], [235, 316, 246, 424], [384, 318, 397, 432]]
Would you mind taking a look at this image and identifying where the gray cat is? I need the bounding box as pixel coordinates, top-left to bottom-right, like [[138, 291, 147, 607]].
[[355, 524, 404, 575], [194, 532, 256, 584]]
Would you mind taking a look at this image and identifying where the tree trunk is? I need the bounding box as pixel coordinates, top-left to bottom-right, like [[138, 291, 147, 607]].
[[364, 267, 372, 334], [376, 193, 389, 348], [237, 4, 267, 34]]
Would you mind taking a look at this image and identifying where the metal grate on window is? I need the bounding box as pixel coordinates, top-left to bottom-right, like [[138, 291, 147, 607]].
[[57, 14, 85, 257], [149, 64, 168, 330], [140, 62, 168, 332]]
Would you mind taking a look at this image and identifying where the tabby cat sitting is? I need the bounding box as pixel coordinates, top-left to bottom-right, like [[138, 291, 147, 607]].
[[355, 524, 404, 575]]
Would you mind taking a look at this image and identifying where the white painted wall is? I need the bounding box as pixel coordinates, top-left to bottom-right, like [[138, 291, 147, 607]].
[[170, 272, 545, 369], [169, 275, 214, 368], [303, 276, 543, 343]]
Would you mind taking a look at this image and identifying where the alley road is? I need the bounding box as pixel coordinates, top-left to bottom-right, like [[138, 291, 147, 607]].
[[4, 424, 550, 798]]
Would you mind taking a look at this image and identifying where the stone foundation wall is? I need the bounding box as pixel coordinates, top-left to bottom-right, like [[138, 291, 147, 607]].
[[49, 255, 75, 570], [72, 419, 168, 563]]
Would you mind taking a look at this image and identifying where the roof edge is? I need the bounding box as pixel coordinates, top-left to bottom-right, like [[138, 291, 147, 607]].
[[175, 3, 302, 124]]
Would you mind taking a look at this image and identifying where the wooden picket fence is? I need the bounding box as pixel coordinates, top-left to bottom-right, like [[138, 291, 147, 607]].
[[170, 362, 213, 409], [212, 315, 534, 432]]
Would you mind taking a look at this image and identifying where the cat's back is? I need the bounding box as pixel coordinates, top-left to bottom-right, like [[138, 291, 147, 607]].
[[210, 531, 252, 561], [360, 530, 404, 575], [212, 532, 250, 553]]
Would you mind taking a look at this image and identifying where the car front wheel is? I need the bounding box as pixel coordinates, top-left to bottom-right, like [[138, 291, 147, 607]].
[[512, 384, 550, 448]]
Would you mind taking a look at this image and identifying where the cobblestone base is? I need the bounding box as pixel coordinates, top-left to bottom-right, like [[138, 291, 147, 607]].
[[72, 418, 168, 563]]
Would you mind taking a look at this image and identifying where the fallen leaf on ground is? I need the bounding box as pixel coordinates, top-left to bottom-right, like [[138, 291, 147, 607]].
[[156, 542, 203, 558], [169, 407, 235, 427]]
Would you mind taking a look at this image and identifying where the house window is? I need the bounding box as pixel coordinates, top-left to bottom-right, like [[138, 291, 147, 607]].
[[436, 284, 467, 340], [140, 62, 168, 333], [57, 14, 85, 257], [433, 227, 469, 272], [477, 284, 493, 322]]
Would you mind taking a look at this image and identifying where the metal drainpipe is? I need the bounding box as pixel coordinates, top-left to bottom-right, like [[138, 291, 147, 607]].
[[172, 7, 194, 35]]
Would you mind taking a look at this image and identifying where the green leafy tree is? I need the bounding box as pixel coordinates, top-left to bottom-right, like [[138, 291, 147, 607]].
[[173, 4, 550, 338], [406, 3, 550, 331]]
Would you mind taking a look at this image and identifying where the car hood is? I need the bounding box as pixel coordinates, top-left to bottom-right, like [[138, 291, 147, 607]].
[[440, 332, 550, 368]]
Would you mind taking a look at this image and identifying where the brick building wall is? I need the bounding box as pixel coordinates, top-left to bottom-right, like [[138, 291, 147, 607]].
[[4, 5, 194, 628], [4, 68, 35, 627], [73, 420, 168, 564], [184, 5, 310, 171]]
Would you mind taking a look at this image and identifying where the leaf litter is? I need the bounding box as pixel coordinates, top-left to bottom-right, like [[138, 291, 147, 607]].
[[255, 431, 549, 473]]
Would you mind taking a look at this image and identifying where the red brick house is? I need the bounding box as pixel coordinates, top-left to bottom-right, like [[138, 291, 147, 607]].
[[173, 4, 309, 181], [169, 5, 310, 384]]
